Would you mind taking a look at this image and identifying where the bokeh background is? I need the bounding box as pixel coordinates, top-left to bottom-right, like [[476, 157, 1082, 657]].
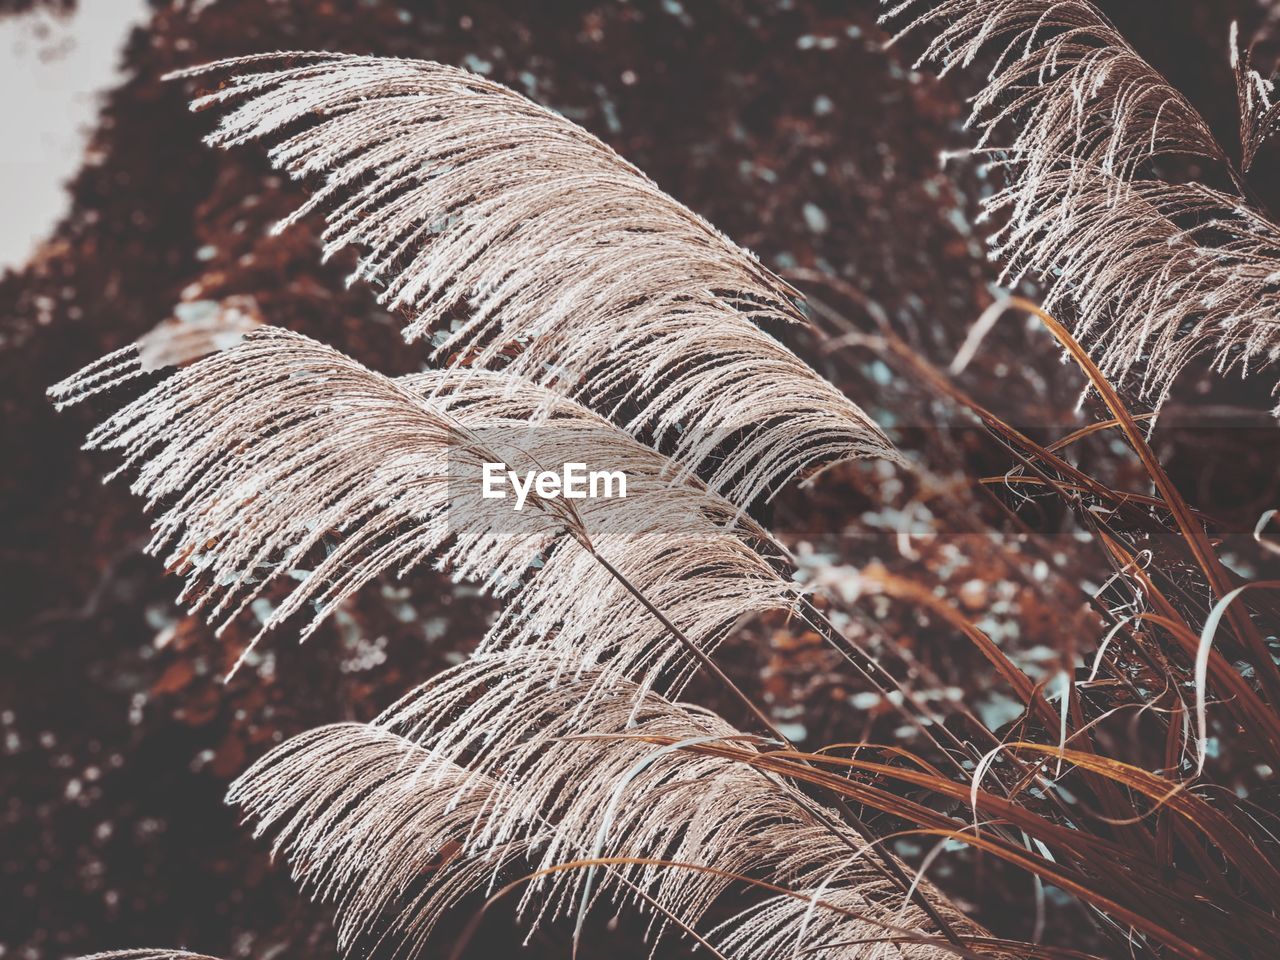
[[4, 2, 1278, 958]]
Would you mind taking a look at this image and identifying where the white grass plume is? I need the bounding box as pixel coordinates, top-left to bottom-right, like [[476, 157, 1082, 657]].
[[884, 0, 1280, 410], [1232, 20, 1280, 173], [986, 170, 1280, 409], [166, 52, 897, 504], [50, 327, 795, 687], [228, 651, 985, 958], [884, 0, 1226, 178]]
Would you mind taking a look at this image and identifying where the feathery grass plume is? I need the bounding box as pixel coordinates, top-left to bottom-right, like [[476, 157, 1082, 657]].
[[228, 722, 520, 956], [77, 954, 226, 960], [49, 326, 795, 684], [986, 171, 1280, 405], [882, 0, 1227, 176], [165, 52, 896, 505], [882, 0, 1280, 409], [1232, 19, 1280, 173], [229, 652, 987, 959], [409, 367, 796, 694]]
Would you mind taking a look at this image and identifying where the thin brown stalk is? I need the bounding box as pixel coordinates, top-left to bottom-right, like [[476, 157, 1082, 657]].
[[999, 296, 1280, 708]]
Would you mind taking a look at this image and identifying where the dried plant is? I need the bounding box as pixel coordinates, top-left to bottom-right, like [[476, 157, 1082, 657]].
[[52, 18, 1280, 960], [229, 652, 983, 959], [985, 172, 1280, 406], [883, 0, 1280, 411], [1233, 19, 1280, 173], [49, 50, 999, 960], [166, 52, 896, 505], [51, 326, 794, 690]]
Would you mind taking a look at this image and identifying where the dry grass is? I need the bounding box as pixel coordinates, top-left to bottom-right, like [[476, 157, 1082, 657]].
[[884, 0, 1280, 413], [53, 5, 1280, 958]]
